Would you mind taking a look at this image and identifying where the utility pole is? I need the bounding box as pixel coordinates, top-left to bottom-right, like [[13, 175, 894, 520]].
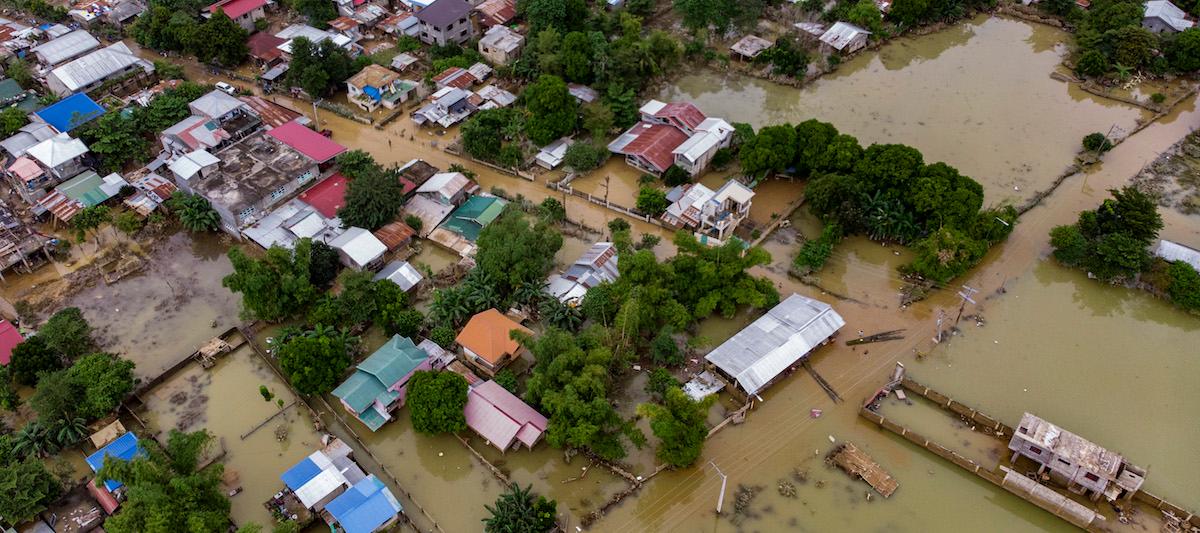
[[953, 285, 978, 327], [602, 175, 611, 206], [312, 98, 321, 127], [932, 309, 947, 343], [709, 461, 728, 515]]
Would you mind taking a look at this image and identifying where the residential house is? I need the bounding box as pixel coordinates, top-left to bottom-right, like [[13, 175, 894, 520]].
[[162, 90, 263, 156], [474, 0, 517, 27], [1155, 239, 1200, 270], [332, 335, 432, 431], [432, 66, 476, 89], [379, 13, 420, 37], [567, 83, 598, 104], [329, 227, 388, 270], [415, 0, 476, 45], [239, 95, 309, 129], [397, 0, 433, 9], [160, 116, 234, 155], [411, 87, 476, 127], [819, 22, 870, 54], [1143, 0, 1194, 33], [390, 51, 420, 71], [328, 16, 362, 39], [455, 308, 531, 376], [242, 197, 343, 249], [0, 319, 24, 366], [37, 170, 128, 223], [206, 0, 267, 31], [46, 41, 155, 97], [346, 64, 418, 111], [475, 84, 516, 109], [373, 220, 416, 251], [353, 4, 388, 28], [276, 438, 366, 520], [5, 157, 49, 203], [0, 122, 55, 160], [465, 380, 549, 452], [32, 93, 105, 134], [169, 131, 321, 236], [662, 180, 753, 240], [86, 431, 143, 514], [275, 24, 358, 59], [468, 62, 493, 83], [268, 120, 347, 169], [534, 137, 572, 169], [730, 35, 773, 61], [106, 0, 145, 25], [431, 194, 506, 255], [607, 99, 731, 177], [30, 29, 99, 67], [123, 172, 177, 216], [414, 171, 474, 206], [247, 32, 286, 67], [705, 293, 845, 396], [545, 241, 618, 305], [26, 133, 89, 182], [374, 260, 423, 291], [1008, 413, 1147, 502], [325, 475, 403, 533], [297, 172, 348, 218]]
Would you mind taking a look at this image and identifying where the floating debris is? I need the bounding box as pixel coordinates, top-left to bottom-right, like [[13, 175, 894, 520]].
[[792, 468, 809, 484], [826, 442, 899, 498], [777, 480, 797, 498]]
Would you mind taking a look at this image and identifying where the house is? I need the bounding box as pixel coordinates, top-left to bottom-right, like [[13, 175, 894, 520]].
[[455, 308, 531, 376], [432, 66, 476, 90], [171, 132, 320, 236], [1008, 413, 1146, 502], [468, 62, 494, 83], [414, 171, 474, 206], [30, 29, 99, 67], [535, 137, 572, 169], [346, 64, 417, 111], [268, 120, 347, 168], [106, 0, 145, 25], [123, 172, 177, 216], [325, 475, 403, 533], [475, 0, 517, 27], [276, 438, 366, 521], [247, 32, 286, 66], [475, 85, 516, 109], [33, 93, 105, 134], [0, 122, 55, 160], [411, 87, 476, 127], [239, 95, 308, 129], [820, 22, 870, 53], [478, 25, 523, 65], [332, 335, 432, 431], [37, 170, 128, 223], [275, 24, 357, 59], [46, 41, 155, 97], [328, 16, 362, 39], [373, 220, 416, 251], [730, 35, 773, 60], [1155, 239, 1200, 270], [705, 293, 845, 396], [415, 0, 476, 45], [160, 115, 235, 155], [567, 83, 598, 104], [379, 13, 420, 37], [206, 0, 267, 31], [1143, 0, 1194, 32], [430, 194, 504, 255], [353, 4, 388, 28], [6, 156, 49, 203], [329, 227, 387, 270], [297, 172, 347, 218], [374, 260, 423, 291], [390, 51, 420, 71], [242, 198, 343, 249], [0, 319, 24, 365], [26, 133, 89, 182], [608, 100, 731, 176], [545, 241, 617, 305], [794, 21, 827, 37], [86, 431, 143, 514], [465, 380, 549, 452], [662, 180, 753, 240]]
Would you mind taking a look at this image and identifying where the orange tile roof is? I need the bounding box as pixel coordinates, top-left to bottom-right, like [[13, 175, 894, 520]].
[[455, 309, 531, 365]]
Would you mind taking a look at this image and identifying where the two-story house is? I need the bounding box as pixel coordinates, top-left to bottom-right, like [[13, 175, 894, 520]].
[[607, 100, 732, 177], [332, 335, 432, 431], [161, 90, 262, 156], [662, 179, 754, 240], [478, 25, 524, 66], [346, 64, 418, 112], [1008, 413, 1146, 502], [26, 133, 89, 183], [415, 0, 476, 45], [205, 0, 267, 31]]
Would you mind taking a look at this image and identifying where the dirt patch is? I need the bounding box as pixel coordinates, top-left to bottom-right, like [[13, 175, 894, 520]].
[[1131, 130, 1200, 217]]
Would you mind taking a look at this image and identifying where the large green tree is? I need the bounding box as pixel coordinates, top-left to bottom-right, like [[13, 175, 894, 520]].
[[636, 386, 714, 468], [29, 353, 135, 423], [223, 239, 319, 322], [9, 335, 62, 386], [483, 483, 557, 533], [189, 11, 248, 66], [276, 329, 355, 395], [406, 371, 468, 435], [336, 151, 405, 230], [473, 209, 564, 305], [39, 307, 93, 359], [1050, 186, 1161, 282], [738, 125, 797, 176], [0, 456, 62, 524], [523, 74, 578, 146]]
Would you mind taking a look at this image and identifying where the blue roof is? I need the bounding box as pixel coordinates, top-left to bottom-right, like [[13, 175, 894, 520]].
[[326, 475, 402, 533], [85, 432, 142, 492], [280, 456, 323, 491], [34, 93, 105, 133]]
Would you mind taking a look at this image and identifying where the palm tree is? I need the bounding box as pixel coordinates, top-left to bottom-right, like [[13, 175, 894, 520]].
[[483, 483, 557, 533], [540, 299, 582, 332], [13, 421, 59, 459], [55, 417, 89, 447], [178, 195, 221, 232]]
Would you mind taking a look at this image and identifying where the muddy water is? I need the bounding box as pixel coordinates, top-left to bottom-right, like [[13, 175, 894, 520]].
[[661, 15, 1150, 206], [136, 346, 325, 527]]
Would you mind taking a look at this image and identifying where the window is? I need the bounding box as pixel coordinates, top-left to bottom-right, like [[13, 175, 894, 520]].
[[270, 185, 287, 200], [447, 22, 454, 30], [1084, 472, 1100, 482], [239, 207, 255, 221], [459, 29, 467, 37], [1028, 446, 1043, 455], [297, 170, 314, 183], [1057, 459, 1071, 466]]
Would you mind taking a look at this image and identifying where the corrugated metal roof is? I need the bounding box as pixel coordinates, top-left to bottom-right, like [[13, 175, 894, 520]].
[[820, 22, 869, 50], [31, 30, 99, 65], [49, 41, 151, 94], [1145, 0, 1194, 30], [27, 133, 88, 168], [374, 260, 423, 290], [705, 293, 845, 395], [465, 380, 548, 451], [1155, 239, 1200, 270], [330, 227, 386, 268]]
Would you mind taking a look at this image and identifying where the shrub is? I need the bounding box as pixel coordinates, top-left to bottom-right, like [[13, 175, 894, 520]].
[[404, 214, 424, 233], [562, 142, 608, 172], [431, 326, 455, 348], [650, 328, 683, 366], [661, 165, 690, 187], [494, 368, 519, 393], [636, 187, 669, 216], [1151, 92, 1167, 104], [793, 222, 842, 273], [1082, 132, 1113, 153], [1167, 261, 1200, 311], [645, 367, 680, 399], [406, 371, 468, 434]]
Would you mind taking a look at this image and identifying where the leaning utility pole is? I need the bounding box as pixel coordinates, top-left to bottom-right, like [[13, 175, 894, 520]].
[[953, 285, 978, 327], [709, 461, 728, 514]]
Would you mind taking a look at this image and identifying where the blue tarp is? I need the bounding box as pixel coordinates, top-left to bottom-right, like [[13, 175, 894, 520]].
[[363, 85, 381, 101], [34, 93, 105, 133], [85, 432, 143, 492], [280, 456, 322, 491], [326, 475, 402, 533]]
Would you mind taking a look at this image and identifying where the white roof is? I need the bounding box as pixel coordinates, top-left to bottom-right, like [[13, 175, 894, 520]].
[[1145, 0, 1194, 30], [638, 99, 666, 116], [31, 30, 99, 65], [169, 149, 219, 180], [276, 24, 353, 54], [330, 227, 386, 268], [713, 179, 754, 204], [665, 183, 715, 221], [416, 172, 468, 196], [374, 260, 424, 291], [294, 465, 347, 508], [820, 21, 870, 50], [672, 122, 731, 164], [479, 25, 523, 52], [536, 137, 573, 168], [705, 293, 846, 395], [100, 173, 128, 197], [49, 41, 152, 93], [26, 133, 87, 168], [189, 90, 248, 119], [1155, 239, 1200, 270]]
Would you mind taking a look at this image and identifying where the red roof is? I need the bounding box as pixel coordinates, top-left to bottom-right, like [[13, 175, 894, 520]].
[[464, 380, 548, 451], [207, 0, 266, 19], [654, 102, 706, 131], [239, 95, 304, 128], [328, 16, 359, 31], [618, 123, 689, 173], [88, 478, 120, 515], [433, 67, 475, 89], [247, 32, 285, 62], [299, 173, 348, 218], [0, 320, 22, 366], [475, 0, 516, 26], [268, 121, 347, 164]]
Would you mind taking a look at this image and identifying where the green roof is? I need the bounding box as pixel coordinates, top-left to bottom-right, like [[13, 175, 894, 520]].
[[331, 335, 429, 418], [439, 196, 508, 242], [57, 171, 110, 207], [358, 406, 389, 432], [0, 79, 24, 101]]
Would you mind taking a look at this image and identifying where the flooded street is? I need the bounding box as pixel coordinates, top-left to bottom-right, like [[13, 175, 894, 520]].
[[661, 16, 1150, 205]]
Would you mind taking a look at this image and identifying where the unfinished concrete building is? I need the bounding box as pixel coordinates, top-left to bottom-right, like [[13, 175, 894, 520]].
[[1008, 413, 1146, 502]]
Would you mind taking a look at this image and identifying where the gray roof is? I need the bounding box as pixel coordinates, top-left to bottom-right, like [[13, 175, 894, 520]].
[[49, 42, 153, 94], [820, 21, 869, 50], [416, 0, 473, 27], [1144, 0, 1193, 31], [189, 90, 249, 119], [0, 122, 55, 158], [1155, 239, 1200, 271], [31, 30, 100, 65], [705, 293, 845, 395], [375, 260, 424, 291]]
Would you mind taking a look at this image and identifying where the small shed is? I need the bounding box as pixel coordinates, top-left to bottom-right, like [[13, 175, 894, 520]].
[[535, 137, 573, 169], [730, 35, 773, 60], [374, 260, 423, 291], [88, 420, 127, 449], [330, 227, 387, 271], [820, 22, 870, 53], [373, 220, 416, 250], [391, 52, 419, 71]]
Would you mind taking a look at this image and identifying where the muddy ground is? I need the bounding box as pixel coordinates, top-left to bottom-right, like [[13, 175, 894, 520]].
[[1132, 130, 1200, 217]]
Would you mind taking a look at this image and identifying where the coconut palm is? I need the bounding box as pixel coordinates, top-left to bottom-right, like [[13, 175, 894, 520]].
[[13, 421, 59, 459], [177, 194, 221, 232], [55, 417, 89, 447]]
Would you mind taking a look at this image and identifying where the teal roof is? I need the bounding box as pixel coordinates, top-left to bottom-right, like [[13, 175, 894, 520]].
[[358, 406, 388, 432], [57, 171, 109, 207], [439, 195, 508, 242], [0, 79, 23, 101], [332, 335, 429, 416]]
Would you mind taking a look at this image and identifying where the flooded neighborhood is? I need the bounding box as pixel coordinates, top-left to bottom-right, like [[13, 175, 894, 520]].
[[0, 0, 1197, 532]]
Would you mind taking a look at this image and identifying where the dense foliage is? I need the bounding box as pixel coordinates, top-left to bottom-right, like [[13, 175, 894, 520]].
[[336, 150, 406, 230], [793, 222, 843, 273], [1050, 186, 1162, 281], [308, 271, 412, 330], [276, 327, 357, 395], [1067, 0, 1200, 77], [30, 352, 135, 424], [286, 37, 360, 97], [461, 108, 526, 167], [0, 442, 61, 525], [132, 5, 247, 66], [406, 371, 469, 434], [97, 430, 232, 533], [224, 239, 318, 322], [168, 192, 222, 232], [636, 386, 714, 468], [483, 483, 558, 533], [37, 307, 93, 360], [636, 187, 668, 216], [79, 82, 209, 172], [8, 336, 61, 386]]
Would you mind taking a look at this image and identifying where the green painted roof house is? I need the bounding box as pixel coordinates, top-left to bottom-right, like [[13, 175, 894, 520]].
[[438, 195, 507, 242], [332, 335, 431, 431]]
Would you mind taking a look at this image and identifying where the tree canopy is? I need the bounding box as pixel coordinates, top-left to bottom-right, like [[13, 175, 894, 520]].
[[336, 151, 406, 230], [131, 3, 247, 66], [483, 483, 558, 533], [1050, 186, 1162, 281], [223, 239, 318, 322], [30, 352, 135, 424], [286, 37, 358, 97], [38, 307, 93, 360], [406, 371, 469, 434], [523, 75, 578, 146], [0, 451, 61, 525], [637, 386, 714, 468], [9, 335, 62, 386], [277, 328, 356, 395]]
